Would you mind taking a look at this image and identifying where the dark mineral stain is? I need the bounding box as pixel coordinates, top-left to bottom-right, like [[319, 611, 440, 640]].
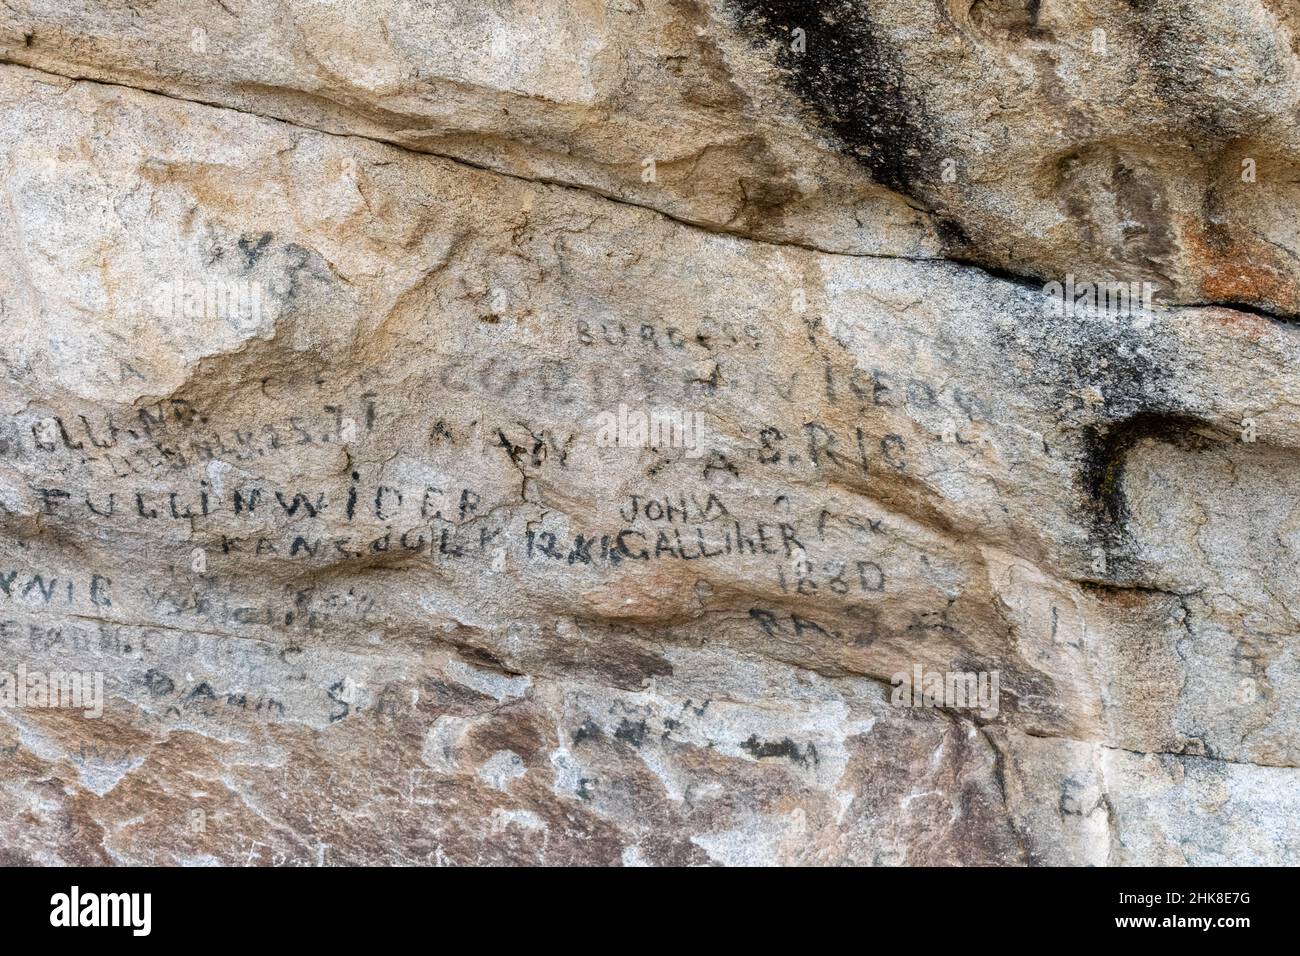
[[456, 645, 518, 675], [935, 217, 975, 257], [1124, 0, 1237, 143], [969, 0, 1043, 38], [725, 0, 934, 198], [1079, 411, 1214, 549], [1056, 147, 1177, 287]]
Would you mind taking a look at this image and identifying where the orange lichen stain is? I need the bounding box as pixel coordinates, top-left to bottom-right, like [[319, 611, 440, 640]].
[[1179, 216, 1297, 332]]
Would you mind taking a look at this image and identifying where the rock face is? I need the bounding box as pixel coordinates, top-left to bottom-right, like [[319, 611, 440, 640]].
[[0, 2, 1297, 866]]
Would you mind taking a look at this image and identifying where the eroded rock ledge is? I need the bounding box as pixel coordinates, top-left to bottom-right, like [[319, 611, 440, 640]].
[[1, 2, 1298, 865]]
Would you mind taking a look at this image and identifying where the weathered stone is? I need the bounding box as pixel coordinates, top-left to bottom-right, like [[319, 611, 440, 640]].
[[0, 2, 1297, 865]]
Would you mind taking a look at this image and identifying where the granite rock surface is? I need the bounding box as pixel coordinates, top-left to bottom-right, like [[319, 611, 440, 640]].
[[0, 1, 1297, 865]]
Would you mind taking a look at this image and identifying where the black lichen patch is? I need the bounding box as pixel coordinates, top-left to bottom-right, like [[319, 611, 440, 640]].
[[990, 298, 1180, 423], [571, 720, 604, 746], [238, 232, 273, 268], [614, 718, 648, 748], [725, 0, 935, 199], [984, 292, 1209, 576], [739, 734, 819, 767]]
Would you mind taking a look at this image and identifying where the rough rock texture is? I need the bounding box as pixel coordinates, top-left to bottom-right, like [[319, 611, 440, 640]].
[[0, 2, 1298, 865]]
